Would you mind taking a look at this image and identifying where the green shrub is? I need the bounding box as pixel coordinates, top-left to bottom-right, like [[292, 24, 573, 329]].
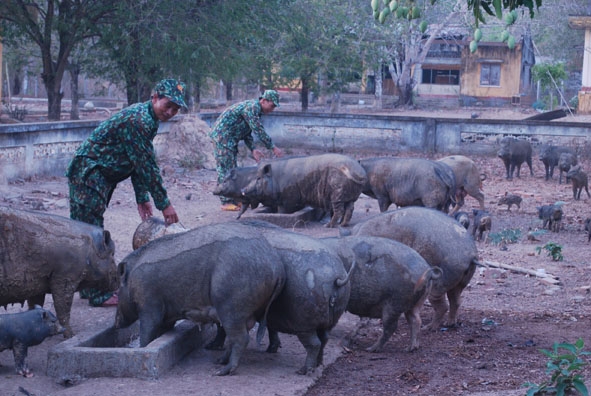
[[524, 338, 591, 396], [535, 242, 563, 261]]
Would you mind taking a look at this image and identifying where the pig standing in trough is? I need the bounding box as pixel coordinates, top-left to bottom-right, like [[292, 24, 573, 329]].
[[242, 153, 367, 227], [0, 206, 118, 338], [321, 236, 442, 352], [497, 136, 533, 180], [437, 155, 486, 213], [359, 157, 456, 213], [114, 222, 286, 376], [343, 207, 479, 330], [0, 306, 65, 377]]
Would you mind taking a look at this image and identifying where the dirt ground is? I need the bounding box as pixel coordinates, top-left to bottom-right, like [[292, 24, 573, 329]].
[[1, 108, 591, 396]]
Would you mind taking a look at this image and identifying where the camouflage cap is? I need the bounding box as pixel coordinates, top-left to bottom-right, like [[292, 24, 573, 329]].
[[260, 89, 280, 107], [154, 78, 188, 109]]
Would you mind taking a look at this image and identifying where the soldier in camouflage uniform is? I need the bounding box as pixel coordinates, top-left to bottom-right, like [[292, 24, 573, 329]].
[[210, 89, 284, 210], [66, 78, 187, 307]]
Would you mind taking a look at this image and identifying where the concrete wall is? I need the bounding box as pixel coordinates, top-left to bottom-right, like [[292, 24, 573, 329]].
[[1, 112, 590, 184]]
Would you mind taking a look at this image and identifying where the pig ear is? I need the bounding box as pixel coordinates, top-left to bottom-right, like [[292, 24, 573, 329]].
[[229, 169, 237, 179], [261, 164, 272, 175], [103, 230, 112, 246], [118, 261, 128, 284]]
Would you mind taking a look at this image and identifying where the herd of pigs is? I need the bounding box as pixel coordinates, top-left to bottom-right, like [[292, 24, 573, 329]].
[[1, 136, 590, 379]]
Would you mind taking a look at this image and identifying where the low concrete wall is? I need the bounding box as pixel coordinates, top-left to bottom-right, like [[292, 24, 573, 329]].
[[1, 112, 590, 184]]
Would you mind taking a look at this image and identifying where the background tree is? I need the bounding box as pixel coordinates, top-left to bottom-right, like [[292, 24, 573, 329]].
[[0, 0, 117, 120]]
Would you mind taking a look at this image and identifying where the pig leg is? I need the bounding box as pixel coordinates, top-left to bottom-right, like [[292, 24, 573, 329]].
[[266, 328, 281, 353], [367, 307, 401, 353], [316, 329, 329, 367], [12, 342, 33, 377], [404, 306, 423, 352], [377, 196, 391, 213], [138, 311, 168, 347], [50, 281, 77, 338], [340, 202, 355, 227], [295, 331, 322, 375], [214, 323, 250, 376], [425, 292, 448, 331], [445, 264, 475, 327], [326, 201, 345, 228]]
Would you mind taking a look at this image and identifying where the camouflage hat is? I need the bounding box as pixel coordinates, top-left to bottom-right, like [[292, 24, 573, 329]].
[[260, 89, 280, 107], [154, 79, 188, 109]]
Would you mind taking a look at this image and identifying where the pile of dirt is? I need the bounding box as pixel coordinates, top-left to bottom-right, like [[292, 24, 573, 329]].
[[159, 115, 217, 170]]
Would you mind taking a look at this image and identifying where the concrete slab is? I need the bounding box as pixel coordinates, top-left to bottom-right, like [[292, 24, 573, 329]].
[[243, 206, 327, 228], [47, 320, 212, 380]]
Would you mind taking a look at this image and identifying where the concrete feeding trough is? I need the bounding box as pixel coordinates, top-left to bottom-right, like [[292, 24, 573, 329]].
[[47, 320, 212, 380], [244, 206, 326, 228]]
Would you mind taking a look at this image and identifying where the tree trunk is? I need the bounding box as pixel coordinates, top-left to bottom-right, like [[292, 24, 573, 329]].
[[225, 80, 233, 101], [374, 67, 383, 110], [69, 63, 81, 120], [301, 77, 309, 112], [42, 72, 64, 121]]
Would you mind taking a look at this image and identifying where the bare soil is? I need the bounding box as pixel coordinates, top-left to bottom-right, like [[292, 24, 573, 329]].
[[1, 108, 591, 396]]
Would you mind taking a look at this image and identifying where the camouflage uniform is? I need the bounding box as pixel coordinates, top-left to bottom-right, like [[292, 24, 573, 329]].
[[66, 78, 186, 306], [209, 90, 280, 204]]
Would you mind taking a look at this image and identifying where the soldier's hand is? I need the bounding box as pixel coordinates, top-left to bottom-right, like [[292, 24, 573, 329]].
[[272, 146, 284, 158], [137, 202, 153, 221], [162, 205, 179, 225], [252, 149, 264, 162]]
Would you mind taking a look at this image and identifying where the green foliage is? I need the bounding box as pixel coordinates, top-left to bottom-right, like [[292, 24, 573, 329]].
[[524, 338, 591, 396], [488, 228, 521, 246], [535, 242, 563, 261], [532, 63, 568, 92]]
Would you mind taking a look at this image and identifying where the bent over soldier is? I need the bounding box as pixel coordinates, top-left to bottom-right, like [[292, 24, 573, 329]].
[[210, 89, 284, 211], [66, 78, 187, 307]]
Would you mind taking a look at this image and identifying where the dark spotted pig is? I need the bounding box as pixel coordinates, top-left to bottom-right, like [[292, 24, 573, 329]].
[[472, 209, 492, 242], [239, 220, 353, 375], [345, 207, 479, 330], [566, 165, 590, 200], [115, 222, 286, 376], [539, 145, 576, 181], [437, 155, 486, 213], [558, 152, 578, 184], [321, 236, 442, 352], [497, 136, 533, 180], [0, 207, 118, 338], [0, 306, 64, 377], [242, 154, 367, 227], [537, 204, 563, 233], [360, 157, 456, 213]]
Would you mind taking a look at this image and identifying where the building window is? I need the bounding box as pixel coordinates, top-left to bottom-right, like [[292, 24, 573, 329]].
[[480, 64, 501, 86], [421, 69, 459, 85]]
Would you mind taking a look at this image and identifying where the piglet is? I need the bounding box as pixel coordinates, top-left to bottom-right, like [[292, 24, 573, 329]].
[[0, 306, 65, 377]]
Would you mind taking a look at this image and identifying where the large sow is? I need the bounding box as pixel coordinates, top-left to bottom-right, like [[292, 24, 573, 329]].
[[243, 154, 367, 227], [345, 207, 479, 330], [0, 206, 118, 337], [360, 157, 456, 213], [437, 155, 486, 213], [114, 222, 286, 376], [497, 136, 533, 180], [244, 221, 353, 375], [321, 236, 442, 352]]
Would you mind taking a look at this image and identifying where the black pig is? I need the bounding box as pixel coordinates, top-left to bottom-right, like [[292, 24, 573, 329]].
[[0, 306, 65, 377], [537, 204, 563, 233], [566, 165, 590, 200], [497, 137, 533, 180]]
